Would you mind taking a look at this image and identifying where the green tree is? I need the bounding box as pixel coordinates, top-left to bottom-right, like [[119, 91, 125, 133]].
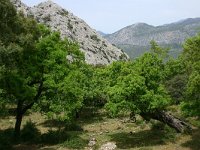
[[0, 0, 86, 136], [0, 0, 18, 44], [0, 29, 85, 136], [0, 1, 43, 136], [104, 52, 191, 132], [83, 65, 109, 108], [150, 40, 169, 60], [181, 34, 200, 116], [105, 53, 170, 116], [164, 57, 188, 104]]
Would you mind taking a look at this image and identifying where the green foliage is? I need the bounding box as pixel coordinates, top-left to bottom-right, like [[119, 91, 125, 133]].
[[150, 40, 169, 60], [1, 0, 198, 142], [0, 0, 87, 135], [181, 34, 200, 116], [62, 136, 87, 149], [164, 57, 186, 79], [0, 0, 18, 45], [164, 58, 188, 104], [0, 1, 44, 123], [104, 52, 171, 117], [165, 74, 187, 104], [83, 65, 109, 108], [23, 31, 86, 121]]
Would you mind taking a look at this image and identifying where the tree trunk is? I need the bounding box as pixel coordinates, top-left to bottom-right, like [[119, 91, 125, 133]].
[[14, 112, 23, 137], [140, 110, 192, 133], [14, 100, 23, 137], [14, 81, 43, 137]]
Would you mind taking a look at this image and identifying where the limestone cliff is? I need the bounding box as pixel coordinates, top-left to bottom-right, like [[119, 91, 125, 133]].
[[11, 0, 129, 65]]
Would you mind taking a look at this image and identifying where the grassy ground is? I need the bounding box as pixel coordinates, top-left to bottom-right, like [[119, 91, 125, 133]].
[[0, 107, 200, 150]]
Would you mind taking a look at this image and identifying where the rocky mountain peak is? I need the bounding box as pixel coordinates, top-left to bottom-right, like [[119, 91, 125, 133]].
[[132, 22, 151, 27], [34, 0, 61, 11], [11, 0, 129, 65]]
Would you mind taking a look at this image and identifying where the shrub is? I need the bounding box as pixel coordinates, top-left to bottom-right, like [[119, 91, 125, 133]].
[[0, 128, 14, 150], [41, 129, 69, 144], [151, 122, 177, 142], [90, 35, 100, 42], [60, 9, 69, 16], [62, 136, 87, 149], [68, 22, 73, 30], [21, 120, 41, 143]]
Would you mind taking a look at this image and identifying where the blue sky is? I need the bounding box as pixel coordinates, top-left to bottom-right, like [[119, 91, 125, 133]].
[[22, 0, 200, 33]]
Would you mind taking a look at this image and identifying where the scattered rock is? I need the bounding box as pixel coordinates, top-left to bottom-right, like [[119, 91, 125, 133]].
[[66, 55, 74, 63], [99, 142, 117, 150], [88, 137, 96, 147]]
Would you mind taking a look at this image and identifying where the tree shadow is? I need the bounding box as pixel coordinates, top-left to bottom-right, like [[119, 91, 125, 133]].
[[39, 119, 66, 128], [0, 128, 16, 150], [181, 129, 200, 150], [77, 107, 106, 125], [0, 124, 87, 150], [0, 108, 16, 119], [39, 107, 106, 129], [39, 119, 84, 132], [109, 129, 168, 149], [41, 129, 85, 144]]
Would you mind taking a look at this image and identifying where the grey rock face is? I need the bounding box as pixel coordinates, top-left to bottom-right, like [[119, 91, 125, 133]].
[[11, 0, 129, 65], [105, 18, 200, 59]]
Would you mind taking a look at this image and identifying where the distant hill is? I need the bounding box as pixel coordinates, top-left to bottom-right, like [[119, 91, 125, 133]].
[[11, 0, 128, 65], [105, 18, 200, 59]]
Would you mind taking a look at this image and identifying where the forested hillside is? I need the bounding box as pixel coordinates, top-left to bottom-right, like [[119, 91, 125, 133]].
[[0, 0, 199, 149]]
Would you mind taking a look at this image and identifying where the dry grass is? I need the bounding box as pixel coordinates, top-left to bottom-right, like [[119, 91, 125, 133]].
[[0, 107, 200, 150]]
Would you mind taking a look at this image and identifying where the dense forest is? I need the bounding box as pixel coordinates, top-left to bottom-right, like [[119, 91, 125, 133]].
[[0, 0, 199, 149]]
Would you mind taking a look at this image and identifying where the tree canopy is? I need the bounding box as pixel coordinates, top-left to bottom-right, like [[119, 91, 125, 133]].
[[0, 0, 198, 138], [104, 52, 171, 117], [181, 34, 200, 116], [0, 0, 87, 136]]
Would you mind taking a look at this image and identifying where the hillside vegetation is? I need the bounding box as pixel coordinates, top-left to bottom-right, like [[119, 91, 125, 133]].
[[0, 0, 200, 150]]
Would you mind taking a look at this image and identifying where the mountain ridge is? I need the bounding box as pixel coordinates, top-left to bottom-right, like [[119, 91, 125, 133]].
[[105, 17, 200, 59]]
